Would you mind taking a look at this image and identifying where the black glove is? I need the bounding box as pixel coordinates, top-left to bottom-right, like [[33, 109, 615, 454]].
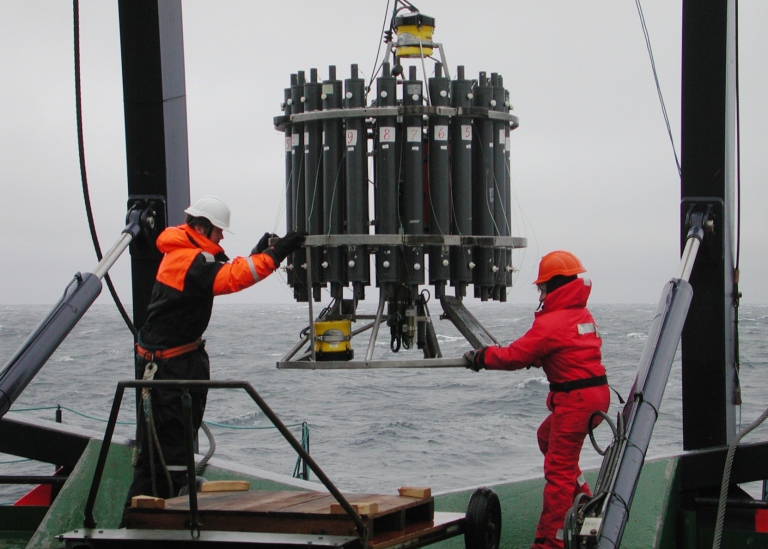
[[252, 232, 277, 255], [266, 231, 307, 264], [463, 348, 485, 372]]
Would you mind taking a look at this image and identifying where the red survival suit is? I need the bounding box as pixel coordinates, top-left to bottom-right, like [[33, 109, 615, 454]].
[[127, 224, 277, 501], [481, 278, 610, 549]]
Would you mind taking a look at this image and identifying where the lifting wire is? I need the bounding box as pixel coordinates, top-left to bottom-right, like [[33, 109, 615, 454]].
[[364, 0, 393, 104], [634, 0, 680, 177], [72, 0, 136, 338]]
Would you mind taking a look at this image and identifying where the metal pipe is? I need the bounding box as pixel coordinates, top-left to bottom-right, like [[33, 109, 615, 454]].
[[83, 380, 369, 540], [279, 333, 310, 363], [306, 246, 317, 362], [0, 209, 146, 419], [0, 475, 68, 484], [91, 232, 134, 279], [676, 234, 702, 282], [278, 358, 468, 370], [83, 382, 126, 528], [182, 390, 200, 536], [365, 290, 387, 362]]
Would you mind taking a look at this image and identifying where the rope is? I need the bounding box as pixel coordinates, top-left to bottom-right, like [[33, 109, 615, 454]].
[[13, 406, 307, 431], [292, 422, 311, 480], [13, 406, 135, 425], [712, 405, 768, 549], [12, 404, 311, 482], [196, 421, 216, 476], [134, 361, 174, 498]]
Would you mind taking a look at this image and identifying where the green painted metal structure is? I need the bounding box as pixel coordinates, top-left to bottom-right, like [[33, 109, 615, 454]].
[[10, 443, 765, 548]]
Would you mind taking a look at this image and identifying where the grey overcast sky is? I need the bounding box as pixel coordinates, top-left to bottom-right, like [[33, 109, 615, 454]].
[[1, 1, 767, 307]]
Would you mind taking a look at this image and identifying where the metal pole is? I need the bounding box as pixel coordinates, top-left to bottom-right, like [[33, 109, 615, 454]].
[[83, 383, 126, 528], [676, 235, 702, 282], [241, 382, 367, 540], [365, 289, 387, 362], [306, 245, 317, 362], [91, 232, 134, 279], [182, 390, 200, 536]]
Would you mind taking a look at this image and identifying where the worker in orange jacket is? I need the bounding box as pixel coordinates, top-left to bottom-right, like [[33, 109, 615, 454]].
[[465, 251, 610, 549], [125, 196, 305, 504]]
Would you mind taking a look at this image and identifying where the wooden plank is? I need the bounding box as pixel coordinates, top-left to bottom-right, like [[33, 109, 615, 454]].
[[330, 501, 379, 515], [131, 496, 165, 509], [398, 486, 431, 499], [127, 510, 362, 537], [200, 480, 249, 492], [126, 489, 439, 539], [369, 512, 465, 549], [290, 494, 378, 514], [162, 490, 330, 513], [240, 491, 332, 513]]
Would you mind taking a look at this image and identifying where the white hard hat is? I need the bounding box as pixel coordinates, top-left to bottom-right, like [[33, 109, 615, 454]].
[[184, 196, 232, 232]]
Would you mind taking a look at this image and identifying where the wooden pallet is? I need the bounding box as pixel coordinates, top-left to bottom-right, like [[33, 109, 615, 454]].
[[125, 489, 464, 548]]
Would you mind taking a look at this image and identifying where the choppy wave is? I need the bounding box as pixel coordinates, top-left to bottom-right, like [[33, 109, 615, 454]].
[[1, 302, 767, 498]]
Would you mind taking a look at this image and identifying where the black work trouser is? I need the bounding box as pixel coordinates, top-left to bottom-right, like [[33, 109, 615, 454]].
[[124, 348, 209, 502]]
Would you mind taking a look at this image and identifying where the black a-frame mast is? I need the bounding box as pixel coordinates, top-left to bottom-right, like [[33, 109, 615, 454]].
[[117, 0, 191, 333], [679, 0, 739, 450]]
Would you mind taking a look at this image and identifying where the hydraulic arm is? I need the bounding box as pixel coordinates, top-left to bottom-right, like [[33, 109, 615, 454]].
[[0, 203, 157, 418]]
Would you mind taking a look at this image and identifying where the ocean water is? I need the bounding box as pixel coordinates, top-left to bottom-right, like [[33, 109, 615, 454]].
[[1, 301, 767, 504]]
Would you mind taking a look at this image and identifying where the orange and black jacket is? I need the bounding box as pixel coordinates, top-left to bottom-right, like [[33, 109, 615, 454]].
[[139, 224, 276, 349]]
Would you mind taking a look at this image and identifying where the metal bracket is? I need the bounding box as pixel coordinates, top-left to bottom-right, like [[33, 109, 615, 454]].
[[681, 197, 723, 264], [127, 195, 167, 259]]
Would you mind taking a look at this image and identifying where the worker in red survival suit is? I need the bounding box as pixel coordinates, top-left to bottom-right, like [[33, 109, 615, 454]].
[[464, 250, 610, 549], [125, 196, 306, 504]]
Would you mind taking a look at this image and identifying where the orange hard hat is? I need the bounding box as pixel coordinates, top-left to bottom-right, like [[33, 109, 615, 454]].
[[533, 250, 586, 285]]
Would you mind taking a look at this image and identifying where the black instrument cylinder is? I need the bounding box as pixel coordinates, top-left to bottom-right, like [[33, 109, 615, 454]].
[[304, 69, 324, 298], [503, 85, 513, 292], [450, 66, 474, 298], [290, 71, 308, 302], [283, 77, 295, 289], [322, 66, 345, 289], [344, 64, 370, 298], [427, 63, 451, 295], [471, 72, 496, 301], [374, 63, 399, 285], [491, 74, 508, 301], [402, 65, 425, 287]]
